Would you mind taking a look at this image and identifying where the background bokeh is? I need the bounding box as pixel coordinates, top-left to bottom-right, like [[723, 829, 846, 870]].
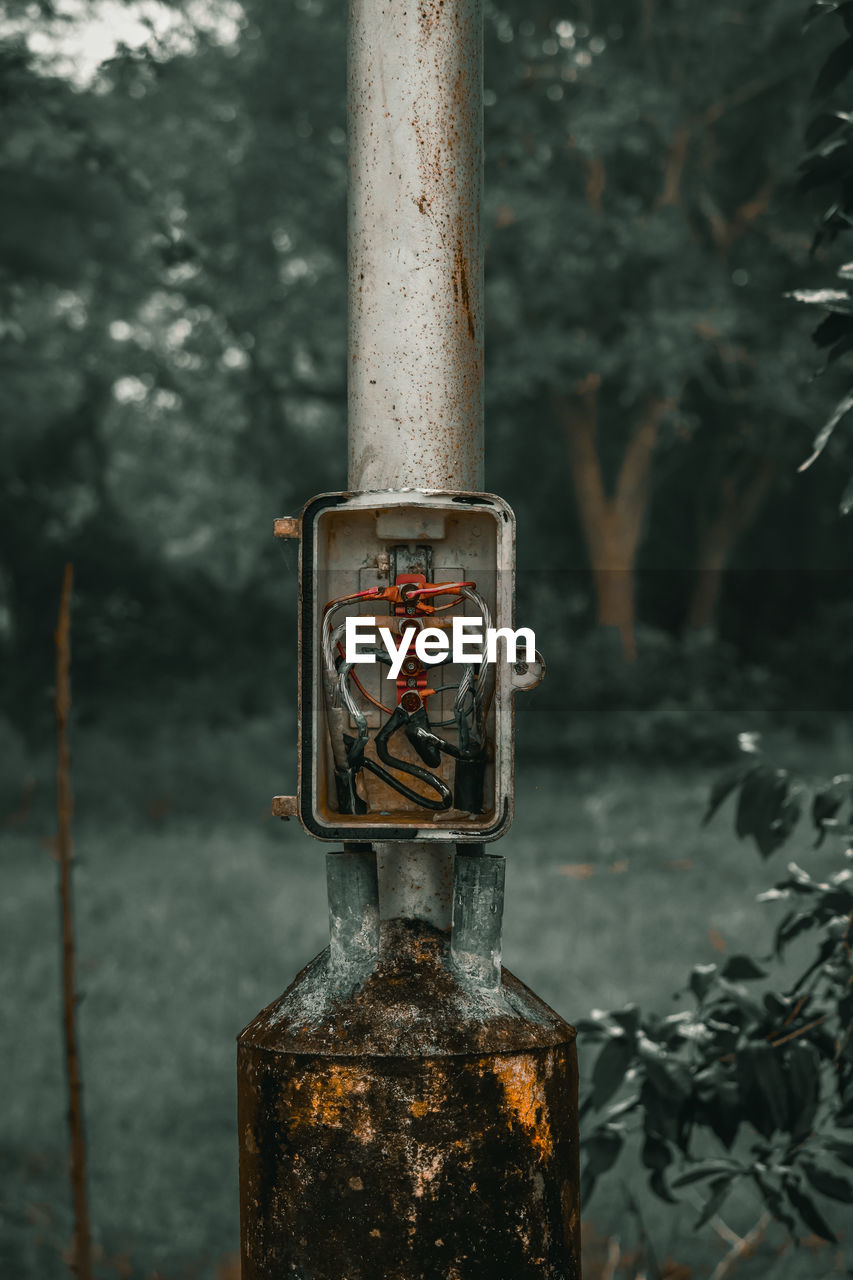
[[3, 1, 853, 1277]]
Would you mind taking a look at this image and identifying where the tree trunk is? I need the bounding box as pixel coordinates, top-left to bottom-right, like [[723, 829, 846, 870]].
[[590, 516, 638, 662], [686, 537, 728, 635], [554, 380, 671, 662], [687, 460, 774, 636]]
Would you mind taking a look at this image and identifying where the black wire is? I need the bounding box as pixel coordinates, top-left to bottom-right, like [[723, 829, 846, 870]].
[[362, 757, 451, 810], [425, 681, 470, 728], [374, 706, 453, 809]]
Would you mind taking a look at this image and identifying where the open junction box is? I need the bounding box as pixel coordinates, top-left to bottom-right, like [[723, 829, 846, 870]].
[[280, 491, 543, 843]]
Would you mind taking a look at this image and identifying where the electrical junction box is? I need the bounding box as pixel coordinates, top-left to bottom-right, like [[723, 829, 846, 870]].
[[276, 491, 544, 843]]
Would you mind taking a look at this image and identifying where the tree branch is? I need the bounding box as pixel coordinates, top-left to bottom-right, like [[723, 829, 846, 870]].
[[552, 378, 608, 537], [708, 1213, 771, 1280], [658, 125, 691, 208], [584, 156, 606, 213], [55, 564, 94, 1280], [615, 394, 673, 553], [711, 179, 776, 256]]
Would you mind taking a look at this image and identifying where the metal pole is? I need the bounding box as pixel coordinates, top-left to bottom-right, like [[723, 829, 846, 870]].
[[348, 0, 484, 493], [348, 0, 485, 929], [238, 4, 582, 1274]]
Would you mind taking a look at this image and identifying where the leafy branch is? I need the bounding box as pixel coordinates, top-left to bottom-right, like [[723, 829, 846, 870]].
[[578, 743, 853, 1256], [790, 1, 853, 490]]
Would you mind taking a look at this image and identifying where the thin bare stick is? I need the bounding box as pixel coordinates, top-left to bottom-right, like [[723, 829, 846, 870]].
[[601, 1236, 621, 1280], [767, 1015, 826, 1050], [708, 1213, 771, 1280], [55, 563, 94, 1280]]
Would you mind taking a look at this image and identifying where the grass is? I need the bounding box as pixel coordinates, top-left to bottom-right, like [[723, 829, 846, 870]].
[[1, 721, 851, 1278]]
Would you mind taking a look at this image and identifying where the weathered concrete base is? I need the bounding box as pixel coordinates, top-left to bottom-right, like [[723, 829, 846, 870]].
[[238, 919, 580, 1279]]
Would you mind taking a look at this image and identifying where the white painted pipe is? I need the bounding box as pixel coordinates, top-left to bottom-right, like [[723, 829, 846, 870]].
[[347, 0, 484, 493], [347, 0, 485, 926]]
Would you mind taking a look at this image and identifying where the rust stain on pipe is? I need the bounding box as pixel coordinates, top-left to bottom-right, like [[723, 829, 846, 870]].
[[238, 920, 581, 1279], [347, 0, 484, 492]]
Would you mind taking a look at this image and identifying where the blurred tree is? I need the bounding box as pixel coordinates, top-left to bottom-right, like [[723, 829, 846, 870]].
[[0, 1, 348, 729], [0, 0, 848, 728], [0, 39, 164, 723], [483, 0, 821, 654], [789, 1, 853, 511]]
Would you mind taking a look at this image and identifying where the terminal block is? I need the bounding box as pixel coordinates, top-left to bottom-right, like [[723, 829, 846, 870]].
[[276, 491, 543, 842]]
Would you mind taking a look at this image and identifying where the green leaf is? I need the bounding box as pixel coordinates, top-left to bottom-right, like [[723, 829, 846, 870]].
[[591, 1035, 633, 1111], [573, 1017, 608, 1038], [735, 766, 776, 839], [805, 0, 840, 27], [578, 1131, 625, 1177], [787, 1041, 821, 1139], [813, 36, 853, 98], [813, 308, 853, 345], [763, 992, 795, 1018], [689, 963, 718, 1001], [841, 475, 853, 515], [806, 110, 853, 149], [695, 1174, 736, 1229], [823, 332, 853, 370], [804, 0, 835, 29], [756, 1046, 791, 1133], [722, 955, 766, 981], [640, 1041, 693, 1103], [799, 387, 853, 472], [609, 1004, 641, 1038], [788, 286, 853, 311], [703, 760, 757, 827], [801, 1159, 853, 1202], [671, 1160, 740, 1188], [811, 775, 850, 843], [735, 767, 801, 859], [780, 862, 822, 893], [737, 1044, 789, 1136], [641, 1132, 672, 1173], [705, 1079, 741, 1149], [639, 1079, 679, 1144], [752, 1169, 797, 1234], [649, 1168, 677, 1204], [771, 793, 804, 857], [825, 1138, 853, 1167], [785, 1180, 838, 1242], [605, 1092, 641, 1122]]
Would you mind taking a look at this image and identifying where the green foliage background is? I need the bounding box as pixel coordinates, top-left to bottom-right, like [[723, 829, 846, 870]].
[[3, 0, 853, 753], [4, 5, 853, 1276]]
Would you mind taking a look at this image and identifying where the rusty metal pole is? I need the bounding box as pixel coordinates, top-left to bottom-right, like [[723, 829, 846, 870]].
[[347, 0, 485, 492], [348, 0, 486, 927], [238, 2, 582, 1275]]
